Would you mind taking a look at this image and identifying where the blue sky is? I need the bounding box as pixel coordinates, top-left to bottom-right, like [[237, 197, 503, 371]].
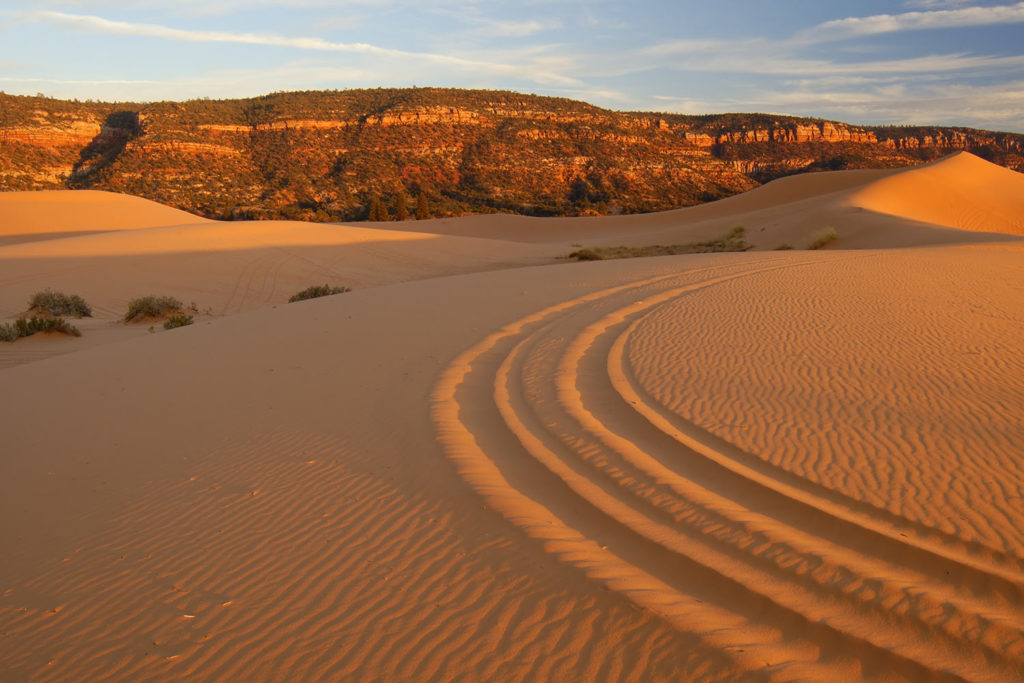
[[1, 1, 1023, 132]]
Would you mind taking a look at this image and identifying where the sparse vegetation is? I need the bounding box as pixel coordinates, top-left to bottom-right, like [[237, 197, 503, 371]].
[[416, 192, 430, 220], [0, 316, 81, 342], [124, 295, 185, 322], [567, 226, 751, 261], [288, 284, 352, 302], [27, 289, 91, 318], [774, 243, 794, 250], [394, 192, 408, 221], [806, 227, 839, 250], [367, 197, 389, 222], [163, 314, 194, 329], [2, 89, 1023, 220]]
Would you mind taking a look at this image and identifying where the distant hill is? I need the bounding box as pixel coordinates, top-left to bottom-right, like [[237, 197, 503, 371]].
[[1, 88, 1021, 221]]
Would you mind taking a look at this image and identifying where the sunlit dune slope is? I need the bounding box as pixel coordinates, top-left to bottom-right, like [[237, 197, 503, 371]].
[[847, 151, 1024, 235], [386, 153, 1023, 250], [0, 190, 209, 245], [370, 167, 895, 246]]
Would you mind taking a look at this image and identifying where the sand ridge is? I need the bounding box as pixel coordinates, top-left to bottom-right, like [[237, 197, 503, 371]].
[[847, 152, 1024, 235], [0, 190, 209, 247], [375, 153, 1024, 250]]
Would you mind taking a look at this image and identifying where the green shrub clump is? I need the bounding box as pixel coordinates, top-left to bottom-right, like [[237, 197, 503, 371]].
[[28, 289, 91, 317], [288, 284, 352, 302], [124, 295, 185, 322], [0, 316, 81, 342], [163, 314, 194, 329], [806, 227, 839, 250]]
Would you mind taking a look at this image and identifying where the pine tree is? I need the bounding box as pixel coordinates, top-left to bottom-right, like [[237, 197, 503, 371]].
[[368, 196, 388, 222], [394, 192, 408, 221], [416, 192, 429, 220]]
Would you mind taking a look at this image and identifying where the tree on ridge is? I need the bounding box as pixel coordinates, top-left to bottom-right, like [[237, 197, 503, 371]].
[[416, 192, 430, 220], [368, 196, 389, 221], [394, 192, 408, 221]]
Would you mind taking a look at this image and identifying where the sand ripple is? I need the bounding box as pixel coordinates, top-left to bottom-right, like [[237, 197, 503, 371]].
[[434, 249, 1024, 681]]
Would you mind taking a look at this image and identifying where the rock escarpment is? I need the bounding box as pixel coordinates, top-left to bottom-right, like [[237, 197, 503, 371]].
[[1, 89, 1021, 221]]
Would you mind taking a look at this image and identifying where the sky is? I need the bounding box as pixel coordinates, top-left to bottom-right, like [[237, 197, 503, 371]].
[[1, 1, 1023, 132]]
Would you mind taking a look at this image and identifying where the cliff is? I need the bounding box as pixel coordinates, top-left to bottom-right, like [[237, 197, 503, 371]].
[[1, 89, 1021, 221]]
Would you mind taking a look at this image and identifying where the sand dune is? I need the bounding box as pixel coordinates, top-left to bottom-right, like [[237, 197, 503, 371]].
[[848, 152, 1024, 235], [1, 155, 1023, 680], [0, 190, 209, 247], [0, 204, 559, 366], [0, 219, 558, 319], [387, 153, 1024, 250]]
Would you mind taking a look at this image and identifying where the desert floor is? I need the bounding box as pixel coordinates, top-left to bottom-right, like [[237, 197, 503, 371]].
[[1, 152, 1023, 681]]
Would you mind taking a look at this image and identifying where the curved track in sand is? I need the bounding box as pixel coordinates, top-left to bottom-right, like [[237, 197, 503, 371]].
[[433, 256, 1024, 681]]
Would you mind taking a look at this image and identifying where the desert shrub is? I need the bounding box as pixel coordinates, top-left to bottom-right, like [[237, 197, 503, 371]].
[[806, 227, 839, 250], [567, 226, 751, 261], [288, 284, 352, 302], [0, 316, 81, 342], [124, 295, 185, 322], [567, 248, 605, 261], [163, 314, 194, 329], [774, 243, 793, 250], [27, 289, 91, 317]]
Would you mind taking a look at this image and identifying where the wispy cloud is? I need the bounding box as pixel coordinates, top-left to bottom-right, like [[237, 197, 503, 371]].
[[808, 2, 1024, 40], [652, 80, 1024, 131], [6, 3, 1024, 132], [474, 19, 556, 38], [0, 76, 164, 85], [902, 0, 975, 9], [637, 3, 1024, 80], [23, 10, 583, 86]]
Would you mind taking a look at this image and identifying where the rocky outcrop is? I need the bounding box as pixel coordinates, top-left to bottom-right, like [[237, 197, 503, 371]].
[[133, 141, 242, 157], [364, 107, 481, 126], [1, 89, 1021, 217], [682, 121, 877, 146], [878, 129, 1023, 153], [0, 121, 102, 147]]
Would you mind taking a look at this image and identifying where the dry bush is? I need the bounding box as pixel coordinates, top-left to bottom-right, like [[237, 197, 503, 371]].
[[0, 316, 81, 342], [28, 289, 91, 318], [568, 226, 751, 261], [806, 227, 839, 250], [163, 314, 194, 329], [288, 284, 352, 302], [124, 295, 186, 322]]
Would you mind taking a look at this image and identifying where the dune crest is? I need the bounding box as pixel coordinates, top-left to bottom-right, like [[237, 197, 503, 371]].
[[0, 190, 208, 246], [847, 152, 1024, 235]]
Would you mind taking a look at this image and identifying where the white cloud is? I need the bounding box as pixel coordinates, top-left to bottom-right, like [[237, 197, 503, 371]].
[[0, 76, 164, 85], [23, 10, 583, 87], [708, 53, 1024, 76], [808, 2, 1024, 40], [903, 0, 975, 8], [475, 19, 555, 38], [639, 38, 742, 57], [654, 80, 1024, 131]]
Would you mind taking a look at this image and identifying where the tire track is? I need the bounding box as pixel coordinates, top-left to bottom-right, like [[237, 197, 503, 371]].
[[433, 254, 1024, 681]]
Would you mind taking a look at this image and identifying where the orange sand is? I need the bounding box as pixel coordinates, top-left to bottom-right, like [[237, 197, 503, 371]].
[[1, 153, 1022, 681]]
